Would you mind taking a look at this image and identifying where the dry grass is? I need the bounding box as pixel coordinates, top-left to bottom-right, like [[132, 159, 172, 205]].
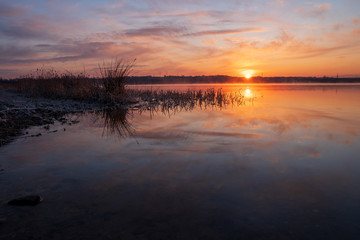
[[13, 68, 99, 101], [98, 59, 135, 103], [9, 59, 135, 104], [5, 60, 251, 110]]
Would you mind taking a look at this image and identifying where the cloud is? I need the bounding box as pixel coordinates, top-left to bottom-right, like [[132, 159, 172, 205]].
[[296, 4, 331, 17], [184, 27, 265, 37], [0, 45, 37, 60], [124, 25, 187, 37], [0, 38, 159, 68], [0, 15, 58, 40], [276, 0, 284, 5], [353, 18, 360, 25], [111, 25, 265, 40], [0, 41, 117, 64], [0, 2, 28, 17], [332, 23, 346, 31]]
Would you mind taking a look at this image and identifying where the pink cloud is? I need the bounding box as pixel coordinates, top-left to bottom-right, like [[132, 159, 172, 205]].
[[184, 27, 266, 37], [296, 4, 331, 17], [0, 2, 29, 17]]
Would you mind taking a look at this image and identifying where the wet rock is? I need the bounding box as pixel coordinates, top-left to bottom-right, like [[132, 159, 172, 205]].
[[8, 195, 43, 206], [30, 133, 42, 137]]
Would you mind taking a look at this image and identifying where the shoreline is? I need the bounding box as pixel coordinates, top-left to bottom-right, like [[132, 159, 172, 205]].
[[0, 86, 248, 147], [0, 89, 105, 148]]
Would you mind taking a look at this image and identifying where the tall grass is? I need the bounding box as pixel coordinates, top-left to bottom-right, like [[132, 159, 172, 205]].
[[11, 59, 135, 104], [14, 68, 99, 101], [7, 60, 251, 110], [98, 59, 135, 103]]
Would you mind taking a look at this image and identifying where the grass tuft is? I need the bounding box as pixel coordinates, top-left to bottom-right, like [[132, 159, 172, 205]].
[[98, 59, 135, 103]]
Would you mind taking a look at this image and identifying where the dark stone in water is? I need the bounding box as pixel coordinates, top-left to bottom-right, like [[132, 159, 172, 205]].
[[8, 195, 43, 206]]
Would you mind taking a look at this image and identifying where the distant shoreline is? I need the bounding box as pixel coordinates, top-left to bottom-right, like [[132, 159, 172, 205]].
[[2, 76, 360, 85], [125, 76, 360, 85]]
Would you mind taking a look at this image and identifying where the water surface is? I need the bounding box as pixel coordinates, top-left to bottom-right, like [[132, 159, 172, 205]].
[[1, 84, 360, 239]]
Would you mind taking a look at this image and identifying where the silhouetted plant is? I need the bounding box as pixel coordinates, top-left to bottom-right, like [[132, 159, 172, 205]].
[[14, 67, 98, 101], [98, 59, 135, 103]]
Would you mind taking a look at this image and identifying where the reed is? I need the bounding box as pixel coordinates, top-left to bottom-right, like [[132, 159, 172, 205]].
[[98, 59, 135, 103], [7, 60, 251, 109], [13, 68, 98, 101], [11, 59, 135, 104]]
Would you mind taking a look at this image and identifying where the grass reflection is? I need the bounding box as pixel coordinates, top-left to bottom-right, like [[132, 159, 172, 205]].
[[95, 108, 134, 139], [129, 88, 254, 115], [93, 88, 255, 139]]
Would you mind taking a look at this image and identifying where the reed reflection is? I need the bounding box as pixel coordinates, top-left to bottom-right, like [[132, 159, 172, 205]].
[[93, 88, 256, 139], [95, 108, 134, 139], [130, 88, 254, 116]]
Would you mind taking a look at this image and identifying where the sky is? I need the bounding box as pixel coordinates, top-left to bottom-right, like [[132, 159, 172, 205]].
[[0, 0, 359, 78]]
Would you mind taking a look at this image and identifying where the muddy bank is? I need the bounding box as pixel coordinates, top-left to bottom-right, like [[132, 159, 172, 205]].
[[0, 89, 103, 147]]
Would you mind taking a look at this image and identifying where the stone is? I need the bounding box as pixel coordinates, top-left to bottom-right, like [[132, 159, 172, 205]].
[[8, 195, 43, 206]]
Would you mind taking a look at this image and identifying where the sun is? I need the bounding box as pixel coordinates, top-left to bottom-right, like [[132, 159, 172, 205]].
[[242, 70, 255, 79]]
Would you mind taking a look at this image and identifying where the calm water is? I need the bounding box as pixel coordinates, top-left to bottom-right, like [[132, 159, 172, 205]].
[[1, 84, 360, 239]]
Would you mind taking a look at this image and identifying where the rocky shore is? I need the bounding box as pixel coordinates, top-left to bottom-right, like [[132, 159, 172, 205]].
[[0, 89, 103, 147]]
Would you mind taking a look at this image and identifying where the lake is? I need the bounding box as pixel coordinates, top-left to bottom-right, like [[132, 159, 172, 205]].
[[1, 84, 360, 239]]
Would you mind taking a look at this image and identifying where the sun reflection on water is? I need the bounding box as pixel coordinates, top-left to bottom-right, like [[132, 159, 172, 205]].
[[244, 88, 253, 98]]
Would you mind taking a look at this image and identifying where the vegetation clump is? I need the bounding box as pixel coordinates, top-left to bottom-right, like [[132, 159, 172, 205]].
[[98, 59, 135, 103], [4, 59, 250, 110], [14, 68, 99, 101], [9, 59, 135, 105]]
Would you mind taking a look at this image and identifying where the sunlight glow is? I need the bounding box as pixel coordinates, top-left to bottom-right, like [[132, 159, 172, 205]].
[[242, 70, 255, 79], [244, 88, 253, 98]]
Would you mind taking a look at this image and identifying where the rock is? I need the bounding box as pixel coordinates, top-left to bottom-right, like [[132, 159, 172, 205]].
[[30, 133, 42, 137], [8, 195, 43, 206]]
